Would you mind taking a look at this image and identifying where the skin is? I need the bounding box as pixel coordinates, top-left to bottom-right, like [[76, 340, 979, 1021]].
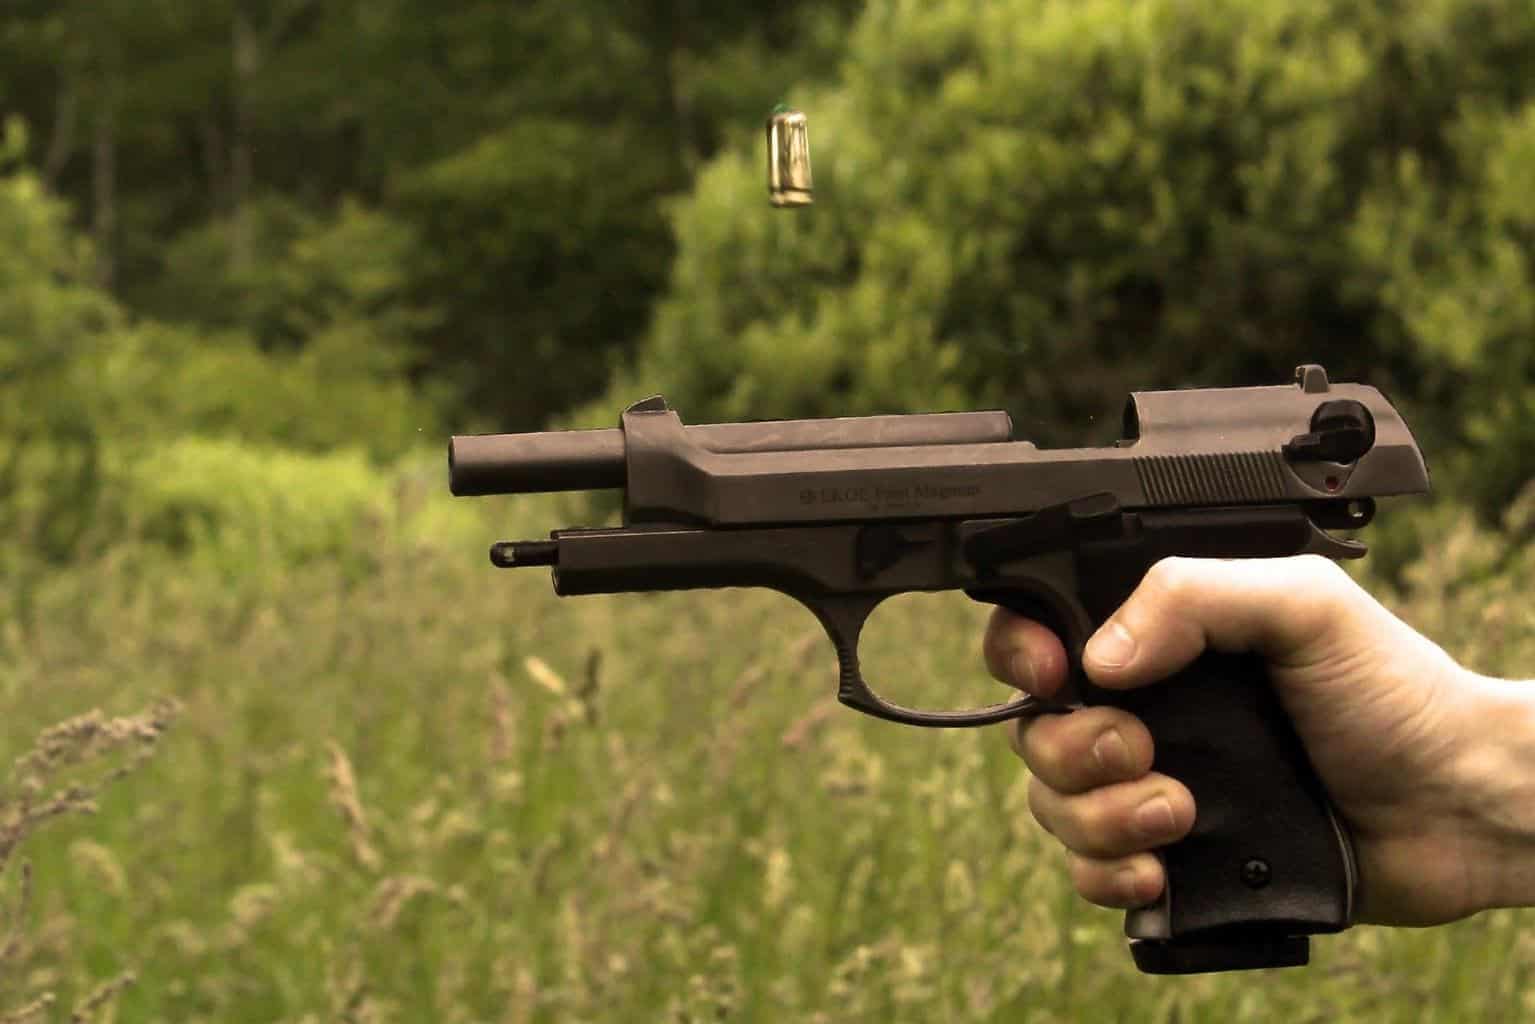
[[983, 554, 1535, 926]]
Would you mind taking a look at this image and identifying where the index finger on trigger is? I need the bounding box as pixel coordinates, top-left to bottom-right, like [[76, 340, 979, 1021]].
[[983, 606, 1069, 699]]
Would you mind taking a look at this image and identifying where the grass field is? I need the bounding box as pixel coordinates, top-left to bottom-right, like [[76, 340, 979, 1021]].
[[3, 465, 1535, 1022]]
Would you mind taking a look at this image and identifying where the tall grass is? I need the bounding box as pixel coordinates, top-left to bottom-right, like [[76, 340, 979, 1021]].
[[2, 473, 1533, 1021]]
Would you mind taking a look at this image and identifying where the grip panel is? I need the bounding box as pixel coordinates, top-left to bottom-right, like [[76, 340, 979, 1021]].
[[1081, 651, 1357, 973]]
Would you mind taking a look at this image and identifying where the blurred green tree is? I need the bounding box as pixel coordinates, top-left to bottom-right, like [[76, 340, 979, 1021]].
[[1353, 99, 1535, 513], [394, 0, 863, 430], [0, 156, 436, 575], [0, 134, 120, 563], [0, 0, 863, 432]]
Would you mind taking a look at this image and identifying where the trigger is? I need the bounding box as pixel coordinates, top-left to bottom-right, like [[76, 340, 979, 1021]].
[[965, 588, 1088, 708], [1300, 521, 1367, 560]]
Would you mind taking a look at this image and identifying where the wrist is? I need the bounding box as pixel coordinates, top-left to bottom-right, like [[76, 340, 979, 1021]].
[[1448, 670, 1535, 913]]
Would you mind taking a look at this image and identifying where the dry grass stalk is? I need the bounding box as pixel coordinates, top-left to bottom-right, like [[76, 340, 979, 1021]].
[[0, 703, 176, 1023], [780, 698, 837, 751], [0, 993, 54, 1024], [367, 875, 437, 931], [527, 657, 577, 750], [326, 948, 366, 1018], [578, 649, 602, 724], [527, 835, 564, 899], [69, 970, 135, 1023], [712, 628, 822, 772], [68, 840, 126, 898], [327, 948, 392, 1024], [541, 712, 570, 752], [525, 653, 600, 725], [1, 700, 181, 873], [324, 741, 380, 871], [487, 677, 516, 765], [0, 860, 33, 972], [497, 963, 537, 1024], [589, 777, 649, 864], [220, 882, 280, 952], [667, 945, 741, 1023], [723, 628, 820, 713], [522, 657, 568, 700]]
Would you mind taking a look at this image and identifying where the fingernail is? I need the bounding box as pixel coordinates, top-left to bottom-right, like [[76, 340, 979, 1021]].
[[1092, 729, 1133, 775], [1086, 621, 1137, 669], [1008, 651, 1036, 692], [1134, 796, 1177, 839]]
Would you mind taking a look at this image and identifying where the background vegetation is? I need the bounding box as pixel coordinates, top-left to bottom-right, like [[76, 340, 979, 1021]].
[[2, 0, 1534, 1019]]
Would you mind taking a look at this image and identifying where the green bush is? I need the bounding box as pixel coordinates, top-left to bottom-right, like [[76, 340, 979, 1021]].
[[0, 165, 444, 575], [1351, 99, 1535, 511], [146, 196, 431, 354], [90, 438, 481, 581], [0, 165, 124, 564], [114, 438, 386, 575], [104, 322, 439, 461]]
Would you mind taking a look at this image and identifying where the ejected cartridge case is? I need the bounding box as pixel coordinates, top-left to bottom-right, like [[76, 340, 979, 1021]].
[[766, 106, 812, 206]]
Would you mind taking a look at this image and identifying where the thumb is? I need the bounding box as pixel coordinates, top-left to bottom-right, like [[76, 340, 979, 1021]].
[[1082, 554, 1387, 689]]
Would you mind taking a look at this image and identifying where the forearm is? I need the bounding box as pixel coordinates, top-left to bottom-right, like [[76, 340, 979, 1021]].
[[1450, 671, 1535, 913]]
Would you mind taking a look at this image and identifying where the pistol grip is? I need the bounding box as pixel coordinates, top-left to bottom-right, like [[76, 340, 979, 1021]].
[[1081, 651, 1357, 974]]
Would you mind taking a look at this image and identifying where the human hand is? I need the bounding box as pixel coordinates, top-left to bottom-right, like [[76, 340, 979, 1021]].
[[984, 555, 1532, 926]]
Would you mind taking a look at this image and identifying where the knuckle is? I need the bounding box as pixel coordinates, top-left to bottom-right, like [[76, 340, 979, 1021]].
[[1066, 854, 1104, 901], [1006, 718, 1027, 760], [1061, 796, 1115, 854], [1078, 783, 1175, 857], [1067, 853, 1130, 908], [1142, 556, 1198, 603], [1287, 554, 1351, 605], [1020, 718, 1065, 776], [1078, 709, 1152, 781], [1026, 776, 1058, 835], [1277, 555, 1358, 638], [1292, 552, 1348, 582]]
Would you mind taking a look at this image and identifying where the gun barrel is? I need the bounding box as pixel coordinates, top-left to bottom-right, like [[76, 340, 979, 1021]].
[[449, 409, 1014, 496]]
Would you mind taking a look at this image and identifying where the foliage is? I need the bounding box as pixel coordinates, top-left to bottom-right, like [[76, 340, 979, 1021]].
[[0, 166, 123, 563], [1361, 482, 1535, 679], [147, 197, 431, 352], [103, 323, 437, 459], [0, 162, 442, 589], [110, 439, 389, 579], [397, 116, 675, 432], [1352, 97, 1535, 510], [0, 1, 864, 431], [0, 701, 176, 1023]]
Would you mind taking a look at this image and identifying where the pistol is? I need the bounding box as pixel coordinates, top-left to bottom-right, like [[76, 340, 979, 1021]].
[[448, 364, 1429, 975]]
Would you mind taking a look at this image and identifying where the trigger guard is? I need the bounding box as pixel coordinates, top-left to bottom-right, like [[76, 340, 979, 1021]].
[[808, 592, 1077, 728], [836, 683, 1072, 726]]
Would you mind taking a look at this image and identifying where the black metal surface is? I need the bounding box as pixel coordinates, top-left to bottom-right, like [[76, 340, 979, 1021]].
[[449, 408, 1015, 496], [1131, 935, 1310, 974]]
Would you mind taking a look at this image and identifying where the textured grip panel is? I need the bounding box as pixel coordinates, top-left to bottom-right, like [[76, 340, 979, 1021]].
[[1084, 650, 1355, 964], [1134, 452, 1289, 505]]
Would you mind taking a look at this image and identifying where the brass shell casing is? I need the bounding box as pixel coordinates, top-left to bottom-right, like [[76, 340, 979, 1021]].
[[766, 107, 812, 207]]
